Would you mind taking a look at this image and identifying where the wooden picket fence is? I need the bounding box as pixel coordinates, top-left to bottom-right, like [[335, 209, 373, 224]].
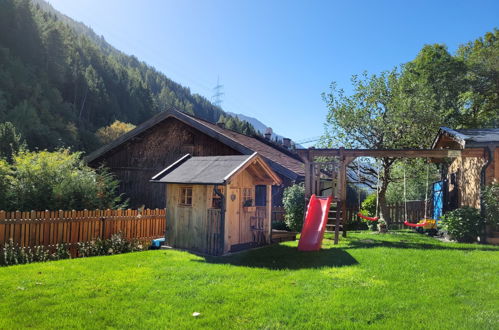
[[386, 200, 429, 226], [271, 207, 285, 225], [0, 209, 166, 255]]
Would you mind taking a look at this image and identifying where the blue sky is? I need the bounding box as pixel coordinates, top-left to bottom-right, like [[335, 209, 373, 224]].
[[48, 0, 498, 143]]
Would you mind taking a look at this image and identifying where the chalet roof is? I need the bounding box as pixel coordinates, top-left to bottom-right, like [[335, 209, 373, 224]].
[[86, 109, 304, 180], [150, 153, 281, 185], [432, 127, 499, 148]]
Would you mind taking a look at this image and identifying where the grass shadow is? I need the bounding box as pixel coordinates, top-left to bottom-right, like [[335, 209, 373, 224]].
[[197, 244, 358, 270], [345, 236, 499, 252]]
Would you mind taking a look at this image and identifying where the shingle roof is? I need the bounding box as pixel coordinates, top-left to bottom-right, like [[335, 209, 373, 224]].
[[86, 109, 304, 180], [433, 127, 499, 148], [151, 154, 253, 184]]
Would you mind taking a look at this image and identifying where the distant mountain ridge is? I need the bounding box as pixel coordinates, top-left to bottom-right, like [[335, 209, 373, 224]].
[[0, 0, 257, 153], [227, 112, 284, 140]]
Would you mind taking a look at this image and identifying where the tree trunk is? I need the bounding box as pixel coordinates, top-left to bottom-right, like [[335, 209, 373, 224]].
[[379, 181, 391, 224], [378, 158, 394, 225]]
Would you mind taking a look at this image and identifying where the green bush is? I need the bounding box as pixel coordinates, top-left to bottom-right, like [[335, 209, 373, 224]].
[[3, 149, 126, 211], [441, 207, 484, 243], [272, 221, 290, 231], [77, 233, 144, 257], [0, 159, 13, 210], [1, 239, 70, 266], [360, 193, 378, 231], [345, 218, 368, 230], [482, 181, 499, 225], [283, 184, 305, 231]]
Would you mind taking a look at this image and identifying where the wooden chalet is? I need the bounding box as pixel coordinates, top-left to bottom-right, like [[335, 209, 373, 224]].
[[432, 127, 498, 210], [86, 109, 304, 208], [150, 153, 282, 255]]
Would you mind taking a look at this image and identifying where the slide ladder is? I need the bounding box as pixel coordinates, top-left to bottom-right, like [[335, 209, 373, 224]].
[[326, 200, 344, 233], [298, 194, 333, 251]]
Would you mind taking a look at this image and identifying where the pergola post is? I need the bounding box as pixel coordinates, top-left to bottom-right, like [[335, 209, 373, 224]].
[[334, 148, 355, 244]]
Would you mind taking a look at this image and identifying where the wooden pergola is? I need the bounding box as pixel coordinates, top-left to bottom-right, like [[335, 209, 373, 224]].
[[295, 147, 486, 244]]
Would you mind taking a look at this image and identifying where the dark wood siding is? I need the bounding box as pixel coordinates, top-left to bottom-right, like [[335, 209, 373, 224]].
[[89, 118, 240, 208]]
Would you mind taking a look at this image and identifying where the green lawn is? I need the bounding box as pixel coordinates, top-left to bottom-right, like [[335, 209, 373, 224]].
[[1, 231, 498, 329]]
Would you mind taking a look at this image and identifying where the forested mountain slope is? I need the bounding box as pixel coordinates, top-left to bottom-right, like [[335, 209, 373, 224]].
[[0, 0, 256, 153]]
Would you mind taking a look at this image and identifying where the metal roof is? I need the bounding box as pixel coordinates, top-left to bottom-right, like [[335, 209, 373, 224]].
[[150, 154, 254, 184], [453, 128, 499, 144]]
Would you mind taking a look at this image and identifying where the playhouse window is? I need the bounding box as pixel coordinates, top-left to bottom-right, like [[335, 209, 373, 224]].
[[255, 185, 267, 206], [211, 187, 224, 208], [242, 188, 253, 207], [179, 187, 193, 206]]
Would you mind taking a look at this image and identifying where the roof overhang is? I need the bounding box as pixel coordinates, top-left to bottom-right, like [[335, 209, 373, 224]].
[[431, 127, 467, 149], [223, 153, 282, 186]]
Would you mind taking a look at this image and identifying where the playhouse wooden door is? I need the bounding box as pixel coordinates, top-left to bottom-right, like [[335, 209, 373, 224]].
[[227, 188, 240, 247]]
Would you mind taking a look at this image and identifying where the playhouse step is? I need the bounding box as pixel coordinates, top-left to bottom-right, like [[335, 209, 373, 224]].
[[271, 230, 297, 243]]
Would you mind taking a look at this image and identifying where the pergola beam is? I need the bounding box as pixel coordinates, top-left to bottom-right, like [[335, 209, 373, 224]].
[[296, 148, 485, 161]]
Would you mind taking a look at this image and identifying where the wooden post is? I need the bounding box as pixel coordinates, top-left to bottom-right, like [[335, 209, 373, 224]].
[[334, 149, 345, 244], [304, 159, 311, 198], [335, 152, 355, 244], [266, 184, 272, 244]]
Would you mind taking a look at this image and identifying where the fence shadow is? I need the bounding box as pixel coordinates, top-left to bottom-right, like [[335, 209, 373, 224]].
[[197, 244, 358, 270]]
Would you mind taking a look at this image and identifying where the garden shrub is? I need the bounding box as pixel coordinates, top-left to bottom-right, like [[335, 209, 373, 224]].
[[283, 183, 305, 231], [441, 207, 483, 243], [272, 221, 290, 231], [345, 218, 368, 231], [0, 159, 12, 210], [482, 181, 499, 226], [77, 233, 144, 257], [360, 193, 378, 231], [1, 240, 70, 266], [1, 233, 144, 266], [4, 149, 126, 211]]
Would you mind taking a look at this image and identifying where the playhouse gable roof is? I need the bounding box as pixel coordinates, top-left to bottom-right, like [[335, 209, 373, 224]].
[[150, 153, 282, 185]]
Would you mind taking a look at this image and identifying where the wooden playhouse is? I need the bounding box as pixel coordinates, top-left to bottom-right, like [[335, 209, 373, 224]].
[[151, 153, 282, 255]]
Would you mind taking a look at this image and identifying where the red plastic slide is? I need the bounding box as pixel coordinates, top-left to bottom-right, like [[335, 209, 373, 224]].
[[298, 194, 333, 251]]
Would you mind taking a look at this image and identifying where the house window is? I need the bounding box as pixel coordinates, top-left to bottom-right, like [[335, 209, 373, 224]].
[[242, 188, 253, 207], [211, 187, 224, 208], [179, 187, 193, 206]]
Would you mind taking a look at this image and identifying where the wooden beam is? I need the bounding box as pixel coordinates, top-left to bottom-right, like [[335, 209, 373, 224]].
[[296, 148, 485, 160]]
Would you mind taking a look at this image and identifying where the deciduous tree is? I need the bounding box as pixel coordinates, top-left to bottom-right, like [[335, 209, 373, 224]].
[[96, 120, 136, 145]]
